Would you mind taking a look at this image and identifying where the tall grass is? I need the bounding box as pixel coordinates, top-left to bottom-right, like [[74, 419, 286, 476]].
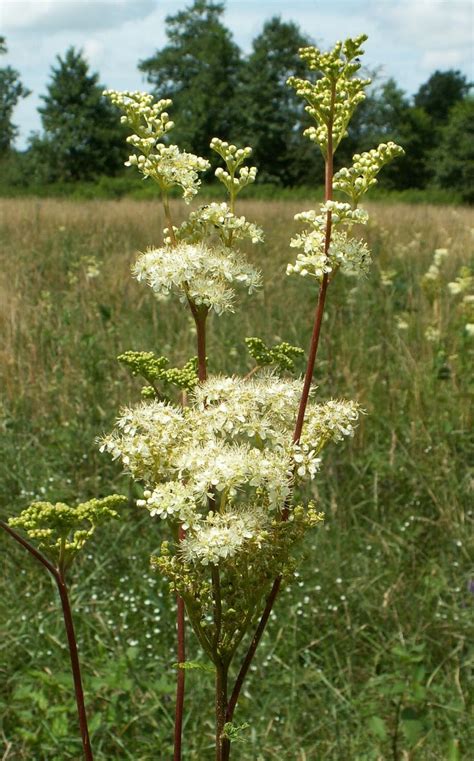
[[0, 198, 472, 759]]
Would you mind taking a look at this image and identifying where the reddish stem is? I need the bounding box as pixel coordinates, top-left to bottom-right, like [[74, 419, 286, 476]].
[[57, 571, 94, 761], [1, 521, 94, 760], [225, 85, 336, 728]]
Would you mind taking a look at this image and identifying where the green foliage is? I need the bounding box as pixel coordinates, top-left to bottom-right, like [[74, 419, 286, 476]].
[[139, 0, 241, 159], [235, 17, 313, 185], [34, 47, 126, 182], [118, 350, 199, 394], [430, 98, 474, 203], [414, 69, 472, 124], [0, 37, 30, 153], [245, 337, 304, 373]]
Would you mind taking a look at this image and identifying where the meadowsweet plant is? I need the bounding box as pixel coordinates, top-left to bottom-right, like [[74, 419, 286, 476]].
[[101, 35, 402, 761]]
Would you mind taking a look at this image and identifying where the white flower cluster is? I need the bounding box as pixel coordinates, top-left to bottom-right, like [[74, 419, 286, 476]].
[[422, 247, 449, 286], [288, 229, 371, 279], [287, 203, 370, 280], [126, 144, 210, 203], [180, 510, 266, 566], [211, 138, 257, 198], [333, 142, 404, 204], [103, 89, 209, 202], [132, 242, 261, 314], [447, 265, 472, 296], [448, 265, 474, 336], [287, 36, 371, 155], [100, 375, 361, 565], [165, 202, 264, 247]]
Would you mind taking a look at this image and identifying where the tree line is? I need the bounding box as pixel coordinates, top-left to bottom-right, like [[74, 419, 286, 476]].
[[1, 0, 472, 200]]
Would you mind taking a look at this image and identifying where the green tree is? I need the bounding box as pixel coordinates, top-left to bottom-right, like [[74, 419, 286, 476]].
[[0, 37, 30, 154], [235, 17, 315, 185], [430, 97, 474, 202], [342, 79, 432, 189], [414, 69, 471, 124], [138, 0, 241, 159], [36, 47, 126, 181]]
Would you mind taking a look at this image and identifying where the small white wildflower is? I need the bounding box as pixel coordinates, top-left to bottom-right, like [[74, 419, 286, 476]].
[[425, 325, 440, 342]]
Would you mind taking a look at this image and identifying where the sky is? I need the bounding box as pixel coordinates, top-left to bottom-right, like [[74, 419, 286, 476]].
[[1, 0, 473, 149]]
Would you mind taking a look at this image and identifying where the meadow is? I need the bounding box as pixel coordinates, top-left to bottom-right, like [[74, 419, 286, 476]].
[[0, 197, 472, 760]]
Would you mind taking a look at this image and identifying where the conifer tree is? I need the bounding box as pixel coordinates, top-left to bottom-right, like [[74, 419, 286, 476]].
[[37, 47, 125, 181]]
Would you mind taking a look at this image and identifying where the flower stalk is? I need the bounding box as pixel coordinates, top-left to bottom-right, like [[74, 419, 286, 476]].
[[0, 519, 94, 761]]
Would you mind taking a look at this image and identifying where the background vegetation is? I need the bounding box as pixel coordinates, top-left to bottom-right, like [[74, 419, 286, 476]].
[[0, 197, 472, 759], [0, 0, 473, 202]]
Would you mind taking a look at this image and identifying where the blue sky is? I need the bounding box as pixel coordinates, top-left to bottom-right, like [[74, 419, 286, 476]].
[[1, 0, 473, 149]]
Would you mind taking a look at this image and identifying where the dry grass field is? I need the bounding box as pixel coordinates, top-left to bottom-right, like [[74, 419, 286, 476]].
[[1, 198, 473, 759]]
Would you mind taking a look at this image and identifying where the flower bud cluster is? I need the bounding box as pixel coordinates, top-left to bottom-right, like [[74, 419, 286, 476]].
[[118, 351, 198, 393], [103, 90, 174, 146], [287, 36, 370, 156], [9, 495, 126, 567], [104, 89, 210, 202], [165, 202, 264, 247], [211, 138, 257, 198], [132, 242, 261, 315], [333, 142, 405, 204], [245, 337, 304, 373]]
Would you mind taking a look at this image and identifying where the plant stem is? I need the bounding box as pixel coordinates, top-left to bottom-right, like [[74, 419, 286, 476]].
[[225, 82, 337, 725], [212, 566, 222, 652], [174, 525, 186, 761], [292, 94, 334, 445], [215, 661, 230, 761], [0, 520, 58, 577], [57, 570, 94, 761], [162, 192, 177, 246], [0, 521, 93, 761], [226, 576, 282, 725], [160, 192, 188, 761], [186, 298, 208, 382]]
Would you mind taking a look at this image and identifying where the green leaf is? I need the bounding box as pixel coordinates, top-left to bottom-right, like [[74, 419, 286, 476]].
[[222, 721, 250, 742], [367, 716, 387, 740], [401, 717, 427, 746]]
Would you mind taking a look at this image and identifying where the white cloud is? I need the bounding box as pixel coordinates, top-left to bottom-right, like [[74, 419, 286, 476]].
[[370, 0, 473, 51], [421, 48, 467, 71], [1, 0, 156, 33]]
